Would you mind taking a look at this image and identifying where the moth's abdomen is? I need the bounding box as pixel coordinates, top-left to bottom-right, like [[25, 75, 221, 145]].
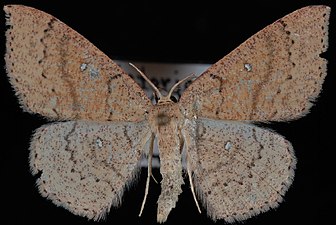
[[156, 123, 184, 223], [149, 103, 185, 223]]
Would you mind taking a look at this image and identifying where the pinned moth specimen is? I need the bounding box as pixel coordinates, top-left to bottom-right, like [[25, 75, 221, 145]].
[[4, 5, 330, 223]]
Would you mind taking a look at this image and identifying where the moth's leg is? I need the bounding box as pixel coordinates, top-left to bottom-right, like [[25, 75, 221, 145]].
[[139, 134, 155, 217], [187, 160, 201, 213], [182, 120, 202, 214], [151, 172, 158, 184]]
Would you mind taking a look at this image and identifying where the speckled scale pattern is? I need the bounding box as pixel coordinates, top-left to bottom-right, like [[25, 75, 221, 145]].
[[30, 121, 151, 220], [4, 5, 151, 122], [180, 6, 330, 122], [183, 119, 296, 222]]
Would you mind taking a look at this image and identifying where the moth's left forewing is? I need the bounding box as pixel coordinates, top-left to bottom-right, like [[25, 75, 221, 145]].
[[4, 5, 151, 122], [180, 6, 330, 122]]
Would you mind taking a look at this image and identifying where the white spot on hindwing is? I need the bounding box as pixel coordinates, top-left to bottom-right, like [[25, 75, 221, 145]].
[[225, 141, 232, 151], [96, 138, 103, 148]]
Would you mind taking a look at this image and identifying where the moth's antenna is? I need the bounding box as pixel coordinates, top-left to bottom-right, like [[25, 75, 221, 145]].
[[129, 63, 162, 99], [167, 73, 195, 99]]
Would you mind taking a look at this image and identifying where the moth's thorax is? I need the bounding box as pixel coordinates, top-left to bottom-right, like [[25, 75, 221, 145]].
[[148, 101, 183, 132]]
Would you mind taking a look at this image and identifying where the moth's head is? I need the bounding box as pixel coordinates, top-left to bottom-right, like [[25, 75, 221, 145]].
[[153, 90, 178, 105], [129, 63, 195, 105]]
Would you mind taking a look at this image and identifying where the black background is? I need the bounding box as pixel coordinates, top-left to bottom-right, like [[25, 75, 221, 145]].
[[0, 0, 335, 224]]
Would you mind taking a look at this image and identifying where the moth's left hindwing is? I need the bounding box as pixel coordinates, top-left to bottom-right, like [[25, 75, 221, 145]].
[[30, 121, 151, 220]]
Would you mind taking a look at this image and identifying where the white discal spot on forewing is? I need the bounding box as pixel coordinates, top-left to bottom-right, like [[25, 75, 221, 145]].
[[244, 63, 252, 72], [225, 141, 232, 151], [96, 138, 103, 148], [80, 63, 87, 71]]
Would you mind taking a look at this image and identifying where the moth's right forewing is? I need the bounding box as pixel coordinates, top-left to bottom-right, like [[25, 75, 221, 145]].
[[4, 5, 151, 122], [180, 6, 330, 122]]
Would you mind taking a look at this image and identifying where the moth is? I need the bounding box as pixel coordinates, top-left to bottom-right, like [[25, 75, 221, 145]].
[[4, 4, 330, 223]]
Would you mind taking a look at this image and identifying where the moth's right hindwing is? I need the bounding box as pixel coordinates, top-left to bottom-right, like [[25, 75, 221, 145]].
[[184, 118, 296, 222]]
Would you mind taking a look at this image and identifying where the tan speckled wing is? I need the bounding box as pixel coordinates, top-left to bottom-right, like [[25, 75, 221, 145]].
[[180, 6, 330, 122], [182, 118, 296, 222], [30, 121, 152, 220], [4, 5, 151, 122]]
